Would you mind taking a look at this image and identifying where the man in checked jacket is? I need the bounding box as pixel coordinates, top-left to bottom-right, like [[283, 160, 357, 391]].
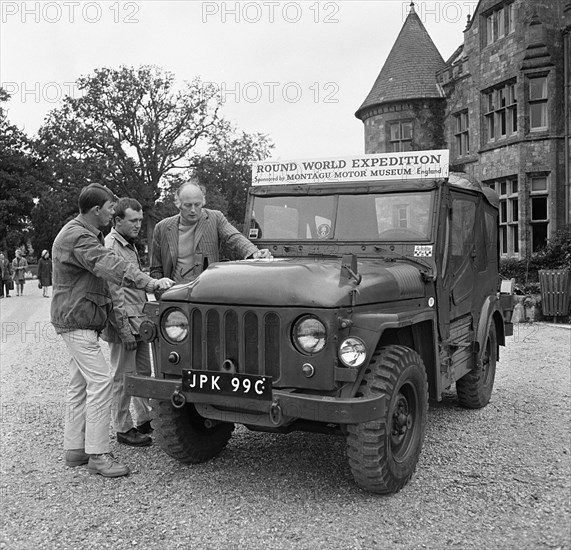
[[150, 180, 271, 297]]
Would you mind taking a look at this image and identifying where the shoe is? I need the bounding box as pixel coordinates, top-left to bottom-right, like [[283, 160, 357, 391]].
[[136, 420, 153, 434], [65, 448, 89, 467], [87, 453, 130, 477], [117, 428, 152, 447]]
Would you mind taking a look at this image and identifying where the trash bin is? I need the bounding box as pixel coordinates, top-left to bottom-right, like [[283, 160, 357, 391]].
[[539, 269, 571, 320]]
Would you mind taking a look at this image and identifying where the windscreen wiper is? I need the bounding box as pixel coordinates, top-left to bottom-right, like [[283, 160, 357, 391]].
[[373, 245, 433, 274]]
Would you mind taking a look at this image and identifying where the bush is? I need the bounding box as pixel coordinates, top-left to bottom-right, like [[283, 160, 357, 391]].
[[534, 224, 571, 270], [499, 257, 541, 287], [500, 224, 571, 294]]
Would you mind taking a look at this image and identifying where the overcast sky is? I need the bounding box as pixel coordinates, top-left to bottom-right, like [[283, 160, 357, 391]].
[[0, 0, 475, 159]]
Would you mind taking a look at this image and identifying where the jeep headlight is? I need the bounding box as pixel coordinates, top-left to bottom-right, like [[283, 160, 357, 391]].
[[292, 315, 327, 354], [161, 308, 189, 343], [339, 337, 367, 367]]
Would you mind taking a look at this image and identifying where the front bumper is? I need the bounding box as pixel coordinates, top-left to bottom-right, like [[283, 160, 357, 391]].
[[126, 374, 385, 425]]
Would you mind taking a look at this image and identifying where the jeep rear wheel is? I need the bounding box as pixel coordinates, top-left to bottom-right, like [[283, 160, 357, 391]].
[[153, 400, 234, 464], [346, 345, 428, 494], [456, 322, 497, 409]]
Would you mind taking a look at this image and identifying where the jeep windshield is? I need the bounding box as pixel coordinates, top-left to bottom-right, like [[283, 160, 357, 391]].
[[251, 191, 435, 241]]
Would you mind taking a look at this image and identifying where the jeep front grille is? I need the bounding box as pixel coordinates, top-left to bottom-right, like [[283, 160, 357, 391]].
[[190, 308, 281, 381]]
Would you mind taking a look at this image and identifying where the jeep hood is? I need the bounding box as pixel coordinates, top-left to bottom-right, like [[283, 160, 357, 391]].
[[161, 258, 425, 307]]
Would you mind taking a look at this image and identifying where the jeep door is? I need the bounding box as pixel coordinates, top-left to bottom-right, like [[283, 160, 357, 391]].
[[441, 189, 492, 337]]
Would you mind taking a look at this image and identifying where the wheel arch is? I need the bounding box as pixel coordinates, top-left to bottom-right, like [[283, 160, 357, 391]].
[[376, 321, 438, 399], [348, 312, 439, 400], [476, 295, 505, 361]]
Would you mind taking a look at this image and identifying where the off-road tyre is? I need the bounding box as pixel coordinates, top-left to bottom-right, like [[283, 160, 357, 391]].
[[152, 400, 234, 464], [456, 322, 497, 409], [347, 345, 428, 494]]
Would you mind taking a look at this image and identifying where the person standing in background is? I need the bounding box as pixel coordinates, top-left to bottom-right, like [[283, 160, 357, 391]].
[[0, 253, 12, 298], [11, 249, 28, 296], [37, 249, 53, 298]]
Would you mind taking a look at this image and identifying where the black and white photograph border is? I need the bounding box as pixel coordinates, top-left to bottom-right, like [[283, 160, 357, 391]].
[[1, 0, 571, 548]]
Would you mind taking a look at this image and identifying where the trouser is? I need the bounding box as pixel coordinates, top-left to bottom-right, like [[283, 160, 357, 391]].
[[0, 280, 11, 296], [62, 330, 113, 454], [108, 340, 153, 433]]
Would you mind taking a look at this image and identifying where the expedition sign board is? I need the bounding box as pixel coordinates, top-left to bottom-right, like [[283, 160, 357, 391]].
[[252, 150, 449, 186]]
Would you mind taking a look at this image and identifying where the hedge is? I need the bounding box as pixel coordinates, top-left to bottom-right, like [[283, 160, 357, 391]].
[[500, 224, 571, 295]]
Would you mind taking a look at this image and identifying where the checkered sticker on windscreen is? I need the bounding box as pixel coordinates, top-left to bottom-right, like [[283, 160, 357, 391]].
[[414, 245, 433, 257]]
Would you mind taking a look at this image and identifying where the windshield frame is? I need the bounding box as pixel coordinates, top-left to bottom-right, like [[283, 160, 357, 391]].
[[248, 189, 436, 243]]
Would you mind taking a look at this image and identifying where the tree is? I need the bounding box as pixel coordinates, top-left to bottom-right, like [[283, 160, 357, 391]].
[[36, 65, 222, 242], [28, 174, 80, 255], [0, 89, 43, 258], [191, 121, 274, 226]]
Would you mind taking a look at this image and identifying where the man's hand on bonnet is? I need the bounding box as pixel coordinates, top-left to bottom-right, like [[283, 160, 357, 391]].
[[253, 249, 273, 259], [154, 277, 175, 290]]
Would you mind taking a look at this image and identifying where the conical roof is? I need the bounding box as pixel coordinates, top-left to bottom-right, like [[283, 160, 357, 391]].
[[355, 4, 445, 119]]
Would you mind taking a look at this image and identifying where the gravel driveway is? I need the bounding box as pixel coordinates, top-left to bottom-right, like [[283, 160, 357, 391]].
[[1, 289, 570, 549]]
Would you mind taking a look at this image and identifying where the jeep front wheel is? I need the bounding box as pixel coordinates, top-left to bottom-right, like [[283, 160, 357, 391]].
[[456, 322, 497, 409], [153, 400, 234, 464], [346, 345, 428, 494]]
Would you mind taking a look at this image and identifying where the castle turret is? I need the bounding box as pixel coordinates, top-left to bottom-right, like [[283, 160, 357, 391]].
[[356, 2, 446, 153]]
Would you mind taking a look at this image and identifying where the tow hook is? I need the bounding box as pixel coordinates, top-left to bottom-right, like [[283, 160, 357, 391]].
[[269, 399, 283, 425], [171, 386, 187, 409]]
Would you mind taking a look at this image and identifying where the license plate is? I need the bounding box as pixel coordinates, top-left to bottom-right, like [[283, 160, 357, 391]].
[[181, 370, 272, 401]]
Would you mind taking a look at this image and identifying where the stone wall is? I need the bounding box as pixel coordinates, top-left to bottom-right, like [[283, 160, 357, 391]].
[[362, 99, 445, 154]]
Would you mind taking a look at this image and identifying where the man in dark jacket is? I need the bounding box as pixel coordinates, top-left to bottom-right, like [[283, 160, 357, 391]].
[[0, 253, 12, 298], [51, 183, 173, 477]]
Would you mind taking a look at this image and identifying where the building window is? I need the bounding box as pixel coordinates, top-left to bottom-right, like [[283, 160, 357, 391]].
[[506, 3, 515, 34], [485, 2, 516, 45], [530, 175, 549, 252], [393, 204, 410, 228], [485, 176, 519, 256], [454, 111, 470, 156], [529, 76, 548, 130], [483, 81, 517, 142], [388, 121, 412, 152]]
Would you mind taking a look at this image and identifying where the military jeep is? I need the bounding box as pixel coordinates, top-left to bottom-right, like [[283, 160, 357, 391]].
[[128, 149, 513, 494]]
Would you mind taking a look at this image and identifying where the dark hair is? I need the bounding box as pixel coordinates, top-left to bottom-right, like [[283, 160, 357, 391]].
[[78, 183, 117, 214], [113, 197, 142, 225]]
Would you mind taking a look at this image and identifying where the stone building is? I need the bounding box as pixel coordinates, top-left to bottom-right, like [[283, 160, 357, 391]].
[[356, 0, 571, 259]]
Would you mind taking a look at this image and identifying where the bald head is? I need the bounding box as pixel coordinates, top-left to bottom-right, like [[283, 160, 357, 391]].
[[175, 183, 205, 226]]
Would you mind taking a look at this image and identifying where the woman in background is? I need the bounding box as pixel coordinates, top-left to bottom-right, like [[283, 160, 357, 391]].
[[37, 249, 53, 298], [12, 249, 28, 296]]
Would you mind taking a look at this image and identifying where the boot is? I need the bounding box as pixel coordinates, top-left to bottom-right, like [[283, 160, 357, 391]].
[[87, 453, 130, 477]]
